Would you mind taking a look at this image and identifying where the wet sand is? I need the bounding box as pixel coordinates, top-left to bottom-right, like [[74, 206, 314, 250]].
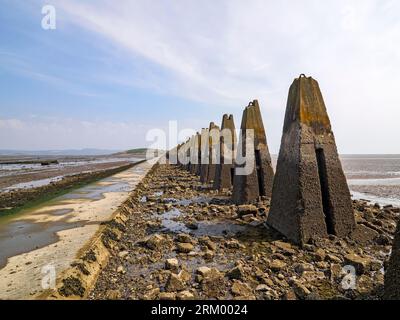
[[0, 155, 143, 191], [0, 158, 157, 300]]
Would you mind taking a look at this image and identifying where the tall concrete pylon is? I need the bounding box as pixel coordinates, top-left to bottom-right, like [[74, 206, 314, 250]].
[[189, 134, 200, 175], [232, 100, 274, 204], [213, 114, 237, 190], [200, 128, 210, 183], [267, 75, 355, 244], [194, 132, 202, 176], [385, 221, 400, 299], [206, 122, 220, 184]]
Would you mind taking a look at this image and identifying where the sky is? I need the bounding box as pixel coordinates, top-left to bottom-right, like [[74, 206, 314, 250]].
[[0, 0, 399, 153]]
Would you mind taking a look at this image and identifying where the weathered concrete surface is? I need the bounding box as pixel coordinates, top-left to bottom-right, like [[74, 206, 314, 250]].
[[206, 122, 220, 184], [385, 221, 400, 299], [232, 100, 274, 204], [267, 75, 355, 244], [195, 132, 202, 176], [214, 114, 236, 190], [200, 128, 210, 183], [189, 134, 200, 175]]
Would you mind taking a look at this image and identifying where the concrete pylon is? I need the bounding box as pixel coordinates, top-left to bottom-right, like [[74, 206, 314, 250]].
[[200, 128, 210, 183], [175, 143, 183, 166], [189, 134, 199, 175], [267, 75, 355, 244], [192, 132, 201, 176], [232, 100, 274, 204], [213, 114, 237, 190], [385, 221, 400, 299], [206, 122, 220, 184]]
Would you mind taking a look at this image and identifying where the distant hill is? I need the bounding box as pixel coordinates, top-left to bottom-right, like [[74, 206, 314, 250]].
[[115, 148, 165, 157]]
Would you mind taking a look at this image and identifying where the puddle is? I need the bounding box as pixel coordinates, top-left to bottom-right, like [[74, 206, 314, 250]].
[[155, 208, 249, 238], [4, 176, 64, 192], [162, 196, 214, 206], [0, 218, 89, 269], [58, 178, 133, 201], [32, 208, 74, 217]]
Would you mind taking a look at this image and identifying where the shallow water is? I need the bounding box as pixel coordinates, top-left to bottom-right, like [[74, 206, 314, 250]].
[[155, 208, 250, 237], [341, 155, 400, 206]]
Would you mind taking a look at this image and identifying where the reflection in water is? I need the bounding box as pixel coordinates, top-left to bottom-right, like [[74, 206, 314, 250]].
[[0, 218, 89, 269]]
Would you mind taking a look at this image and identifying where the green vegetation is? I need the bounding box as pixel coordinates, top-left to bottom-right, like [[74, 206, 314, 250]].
[[123, 148, 164, 155]]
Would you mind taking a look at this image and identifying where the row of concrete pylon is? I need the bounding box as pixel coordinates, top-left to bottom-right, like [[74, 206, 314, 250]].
[[167, 99, 274, 205], [165, 74, 400, 299], [167, 74, 357, 245]]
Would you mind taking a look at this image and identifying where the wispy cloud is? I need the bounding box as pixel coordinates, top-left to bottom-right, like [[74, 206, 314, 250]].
[[52, 0, 400, 107], [2, 1, 400, 153]]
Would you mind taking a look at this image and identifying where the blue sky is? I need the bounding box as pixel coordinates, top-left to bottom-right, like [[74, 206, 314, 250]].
[[0, 0, 399, 153]]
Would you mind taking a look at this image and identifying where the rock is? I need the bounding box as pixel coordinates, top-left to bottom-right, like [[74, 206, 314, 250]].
[[176, 290, 194, 300], [294, 263, 314, 275], [312, 248, 326, 261], [325, 254, 342, 263], [176, 243, 194, 253], [165, 258, 179, 272], [260, 277, 274, 287], [143, 288, 160, 300], [370, 260, 382, 271], [237, 205, 258, 217], [118, 250, 129, 259], [196, 266, 212, 277], [272, 240, 293, 252], [226, 265, 246, 280], [178, 270, 191, 283], [186, 222, 199, 230], [159, 292, 176, 300], [203, 250, 214, 261], [231, 281, 253, 297], [146, 234, 164, 250], [330, 264, 342, 280], [241, 214, 255, 222], [225, 239, 244, 249], [375, 234, 391, 246], [351, 224, 379, 245], [270, 259, 287, 272], [344, 253, 371, 274], [357, 275, 374, 294], [292, 280, 311, 299], [316, 261, 329, 269], [176, 233, 193, 243], [116, 265, 125, 274], [255, 284, 270, 292], [105, 289, 121, 300], [165, 273, 185, 292], [201, 269, 225, 298], [199, 238, 217, 251], [283, 289, 297, 300], [301, 271, 326, 282]]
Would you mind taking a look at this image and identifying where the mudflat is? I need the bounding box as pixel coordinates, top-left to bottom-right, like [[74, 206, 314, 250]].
[[0, 159, 156, 300]]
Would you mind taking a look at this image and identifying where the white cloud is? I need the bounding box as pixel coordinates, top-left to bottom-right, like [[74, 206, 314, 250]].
[[8, 0, 400, 153], [48, 0, 400, 153]]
